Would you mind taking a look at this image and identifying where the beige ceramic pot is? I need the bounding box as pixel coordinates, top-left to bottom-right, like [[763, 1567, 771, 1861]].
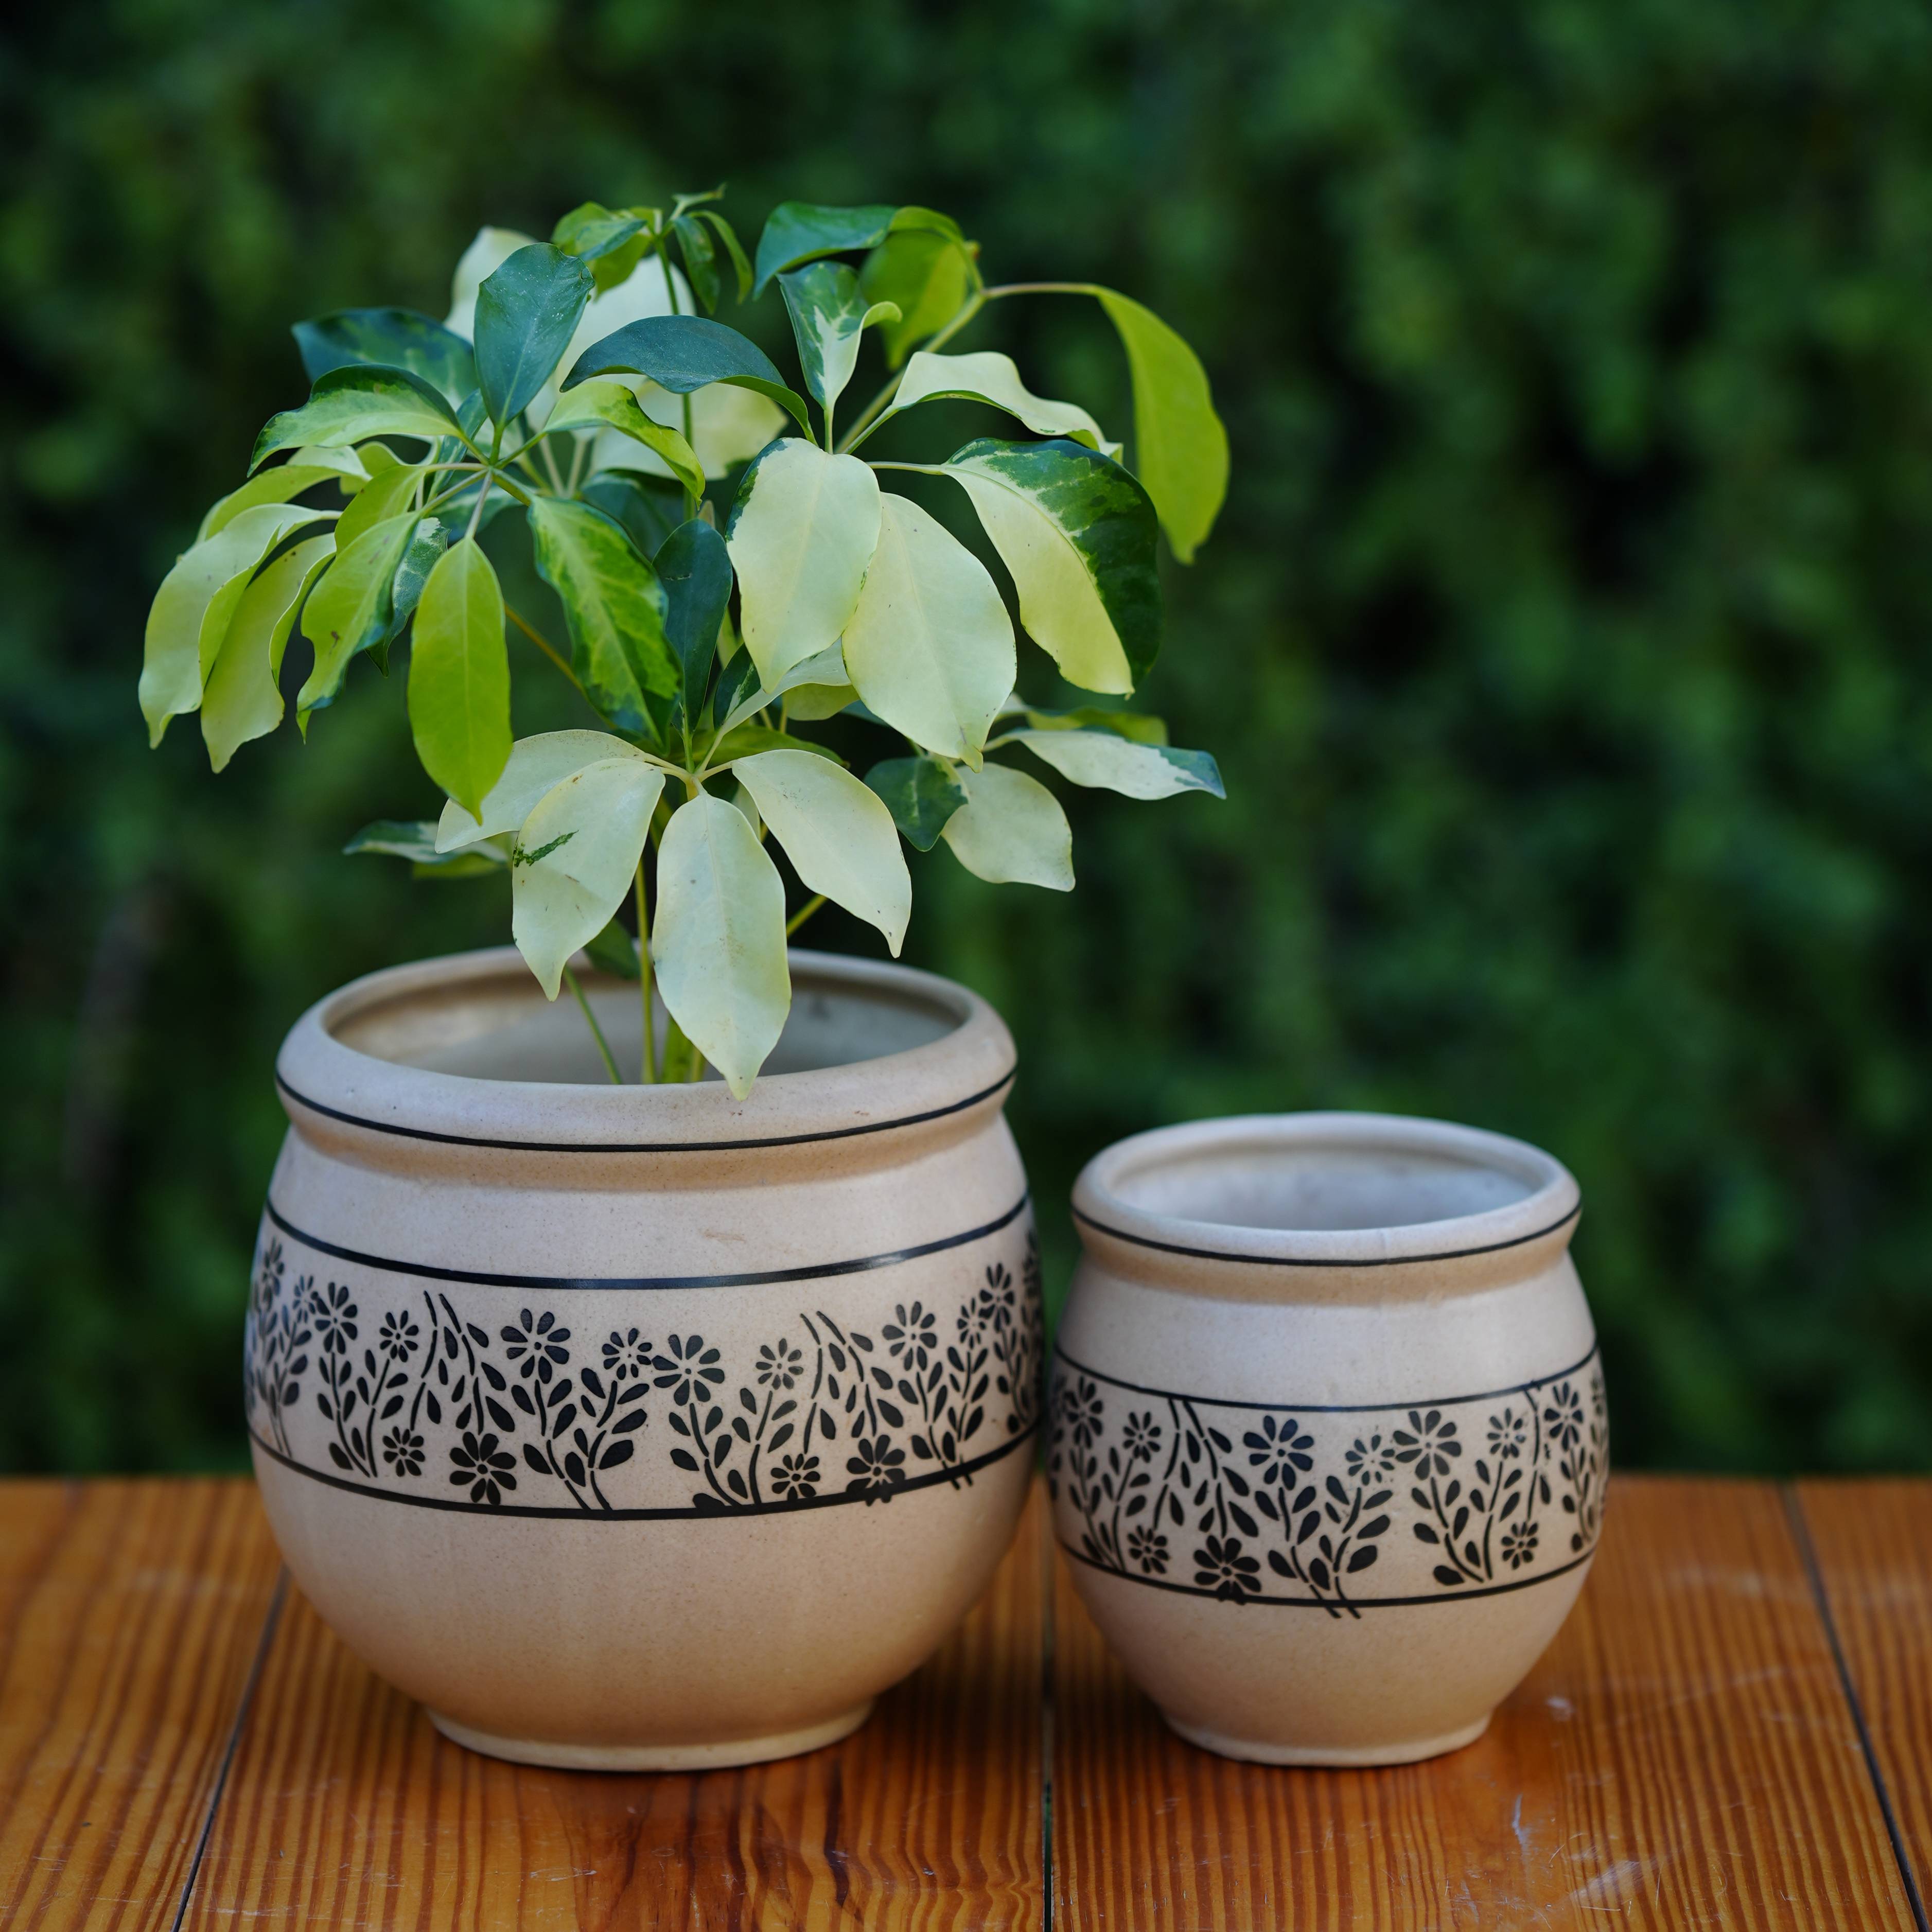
[[1050, 1111, 1606, 1766], [243, 945, 1041, 1769]]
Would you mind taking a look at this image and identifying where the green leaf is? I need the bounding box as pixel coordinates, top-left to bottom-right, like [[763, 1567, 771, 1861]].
[[200, 533, 334, 771], [940, 760, 1074, 890], [473, 244, 595, 430], [859, 221, 974, 367], [552, 202, 654, 290], [252, 365, 463, 472], [564, 315, 812, 436], [784, 679, 857, 722], [708, 722, 846, 766], [407, 538, 512, 819], [198, 464, 350, 541], [652, 793, 791, 1097], [139, 503, 328, 746], [293, 308, 478, 404], [373, 518, 450, 671], [942, 437, 1161, 695], [1092, 288, 1228, 565], [295, 512, 420, 719], [444, 226, 540, 335], [655, 518, 733, 721], [733, 749, 911, 954], [752, 201, 897, 296], [525, 497, 676, 733], [864, 756, 968, 851], [877, 350, 1115, 453], [539, 382, 705, 499], [777, 261, 872, 416], [577, 470, 688, 559], [332, 458, 423, 552], [437, 729, 648, 850], [512, 760, 668, 999], [697, 210, 753, 303], [583, 916, 642, 980], [345, 819, 508, 876], [724, 439, 880, 685], [716, 642, 849, 735], [671, 214, 720, 313], [841, 492, 1013, 763], [1004, 701, 1168, 744], [1002, 728, 1223, 799]]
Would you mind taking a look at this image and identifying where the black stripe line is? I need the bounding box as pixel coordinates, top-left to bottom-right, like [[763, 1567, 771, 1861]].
[[248, 1419, 1038, 1519], [1784, 1487, 1932, 1932], [276, 1064, 1016, 1154], [1058, 1538, 1598, 1609], [1050, 1340, 1601, 1416], [1070, 1198, 1580, 1269], [264, 1192, 1030, 1292]]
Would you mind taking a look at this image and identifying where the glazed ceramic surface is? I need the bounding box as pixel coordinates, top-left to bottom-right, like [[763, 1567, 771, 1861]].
[[244, 946, 1041, 1769], [1050, 1112, 1605, 1766]]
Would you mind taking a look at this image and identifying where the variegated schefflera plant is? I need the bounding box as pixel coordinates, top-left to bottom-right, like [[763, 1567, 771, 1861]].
[[139, 192, 1229, 1095]]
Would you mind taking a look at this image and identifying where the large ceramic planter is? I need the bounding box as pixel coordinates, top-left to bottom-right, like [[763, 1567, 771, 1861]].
[[243, 945, 1042, 1769], [1049, 1111, 1606, 1766]]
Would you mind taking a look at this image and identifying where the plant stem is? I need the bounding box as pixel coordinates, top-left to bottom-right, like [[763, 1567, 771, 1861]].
[[785, 893, 827, 938], [635, 861, 657, 1083], [565, 966, 622, 1084], [504, 604, 582, 691]]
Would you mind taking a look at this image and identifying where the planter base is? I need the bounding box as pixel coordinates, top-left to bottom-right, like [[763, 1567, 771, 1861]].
[[427, 1701, 876, 1771], [1162, 1710, 1491, 1767]]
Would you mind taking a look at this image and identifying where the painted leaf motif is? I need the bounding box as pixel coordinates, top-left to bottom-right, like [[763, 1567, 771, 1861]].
[[251, 366, 462, 472], [652, 794, 791, 1099], [942, 437, 1161, 695], [511, 759, 666, 999], [724, 441, 880, 685], [295, 512, 420, 719], [777, 260, 872, 414], [540, 382, 705, 499], [939, 760, 1074, 890], [139, 502, 329, 745], [879, 350, 1114, 453], [865, 756, 968, 851], [840, 493, 1013, 763], [407, 538, 512, 819], [753, 201, 897, 296], [472, 243, 595, 429], [1002, 728, 1223, 800], [200, 533, 335, 771], [437, 729, 647, 851], [732, 750, 911, 955], [1092, 287, 1229, 565], [292, 307, 478, 404]]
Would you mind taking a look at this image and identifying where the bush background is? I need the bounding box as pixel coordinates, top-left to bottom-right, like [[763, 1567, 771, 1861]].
[[3, 0, 1929, 1474]]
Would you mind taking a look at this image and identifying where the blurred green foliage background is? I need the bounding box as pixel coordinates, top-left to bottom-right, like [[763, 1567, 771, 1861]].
[[3, 0, 1929, 1475]]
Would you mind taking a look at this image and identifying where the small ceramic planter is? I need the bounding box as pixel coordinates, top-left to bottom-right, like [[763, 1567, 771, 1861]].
[[244, 945, 1041, 1769], [1049, 1112, 1605, 1766]]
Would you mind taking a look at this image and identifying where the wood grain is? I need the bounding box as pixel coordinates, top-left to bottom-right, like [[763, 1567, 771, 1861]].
[[180, 1482, 1047, 1929], [0, 1478, 284, 1932], [1796, 1478, 1932, 1915], [1051, 1474, 1918, 1930]]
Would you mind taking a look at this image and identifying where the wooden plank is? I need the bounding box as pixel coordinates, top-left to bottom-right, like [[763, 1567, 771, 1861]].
[[1796, 1478, 1932, 1917], [0, 1478, 285, 1932], [1051, 1474, 1917, 1930], [182, 1482, 1048, 1929]]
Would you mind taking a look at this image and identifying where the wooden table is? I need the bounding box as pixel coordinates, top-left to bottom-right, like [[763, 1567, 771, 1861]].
[[3, 1474, 1930, 1928]]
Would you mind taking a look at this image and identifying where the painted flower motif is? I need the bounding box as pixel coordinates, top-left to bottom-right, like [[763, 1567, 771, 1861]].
[[1193, 1536, 1261, 1602], [449, 1431, 517, 1506], [1121, 1411, 1163, 1463], [1392, 1409, 1462, 1479], [654, 1332, 725, 1407], [770, 1452, 821, 1499], [1060, 1376, 1104, 1449], [882, 1303, 938, 1372], [757, 1340, 806, 1390], [378, 1310, 420, 1360], [307, 1280, 358, 1356], [1502, 1520, 1540, 1570], [1127, 1524, 1170, 1574], [1486, 1408, 1527, 1461], [1346, 1433, 1395, 1482], [847, 1434, 906, 1498], [602, 1328, 653, 1381], [381, 1427, 425, 1477], [1543, 1382, 1585, 1453], [1589, 1371, 1607, 1423], [977, 1262, 1016, 1333], [1244, 1413, 1314, 1487], [254, 1240, 286, 1317], [502, 1308, 571, 1383]]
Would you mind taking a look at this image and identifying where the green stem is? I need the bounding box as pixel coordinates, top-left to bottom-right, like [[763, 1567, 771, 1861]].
[[635, 862, 657, 1083], [565, 966, 623, 1084], [785, 893, 827, 938]]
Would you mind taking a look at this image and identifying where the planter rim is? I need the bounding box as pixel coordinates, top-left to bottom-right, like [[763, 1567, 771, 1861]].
[[275, 944, 1015, 1156], [1072, 1111, 1580, 1271]]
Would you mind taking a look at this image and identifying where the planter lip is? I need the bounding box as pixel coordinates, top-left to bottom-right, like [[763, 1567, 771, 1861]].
[[275, 943, 1016, 1156], [1073, 1110, 1580, 1271]]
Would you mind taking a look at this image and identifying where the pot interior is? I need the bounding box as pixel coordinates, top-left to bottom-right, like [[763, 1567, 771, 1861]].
[[329, 958, 962, 1084], [1106, 1132, 1546, 1236]]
